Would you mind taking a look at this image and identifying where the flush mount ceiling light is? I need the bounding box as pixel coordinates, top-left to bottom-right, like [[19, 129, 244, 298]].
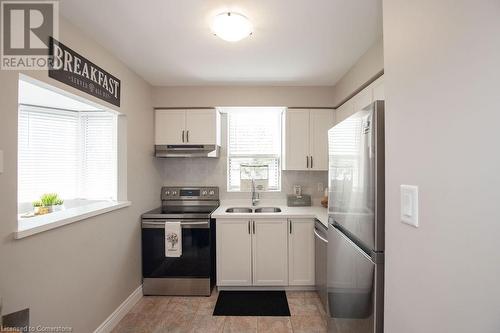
[[211, 12, 253, 42]]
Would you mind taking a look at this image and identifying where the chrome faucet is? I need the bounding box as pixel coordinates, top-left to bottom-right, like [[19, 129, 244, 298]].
[[251, 179, 260, 206]]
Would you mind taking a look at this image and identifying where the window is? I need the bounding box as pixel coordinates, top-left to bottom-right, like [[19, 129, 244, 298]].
[[18, 79, 118, 211], [226, 107, 284, 192]]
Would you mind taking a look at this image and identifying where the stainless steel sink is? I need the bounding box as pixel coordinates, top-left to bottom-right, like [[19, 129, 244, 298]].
[[254, 207, 282, 213], [225, 207, 253, 213]]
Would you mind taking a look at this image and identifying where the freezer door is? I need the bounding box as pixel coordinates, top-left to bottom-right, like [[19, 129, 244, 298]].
[[327, 226, 383, 333], [327, 101, 384, 252]]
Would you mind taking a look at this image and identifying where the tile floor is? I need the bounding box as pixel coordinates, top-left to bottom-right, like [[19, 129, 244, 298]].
[[112, 290, 328, 333]]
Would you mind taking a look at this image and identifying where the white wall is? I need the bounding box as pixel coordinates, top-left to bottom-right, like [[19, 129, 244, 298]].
[[384, 1, 500, 332], [331, 39, 384, 106], [0, 18, 161, 331], [152, 86, 336, 108]]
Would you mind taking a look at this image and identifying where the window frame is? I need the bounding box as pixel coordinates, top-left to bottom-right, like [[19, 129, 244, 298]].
[[225, 108, 284, 192], [16, 75, 129, 239]]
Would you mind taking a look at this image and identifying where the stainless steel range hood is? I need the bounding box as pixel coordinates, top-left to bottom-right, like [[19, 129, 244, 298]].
[[155, 145, 220, 158]]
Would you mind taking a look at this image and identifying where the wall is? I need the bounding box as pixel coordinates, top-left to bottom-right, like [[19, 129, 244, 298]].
[[159, 113, 328, 204], [331, 39, 384, 106], [384, 1, 500, 332], [152, 86, 336, 108], [0, 18, 161, 331]]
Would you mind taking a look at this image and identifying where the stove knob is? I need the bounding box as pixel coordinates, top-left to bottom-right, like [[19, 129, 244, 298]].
[[172, 191, 177, 196], [209, 190, 215, 195], [202, 190, 208, 196], [165, 190, 170, 196]]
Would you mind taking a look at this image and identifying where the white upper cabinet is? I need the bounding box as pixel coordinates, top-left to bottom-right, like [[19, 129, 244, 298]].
[[309, 110, 333, 170], [288, 219, 315, 286], [185, 109, 221, 145], [334, 74, 385, 126], [283, 109, 334, 171], [284, 109, 310, 170], [155, 109, 186, 144], [252, 219, 288, 286], [155, 108, 220, 145]]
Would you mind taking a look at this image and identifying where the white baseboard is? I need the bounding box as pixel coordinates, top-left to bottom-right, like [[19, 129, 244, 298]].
[[94, 285, 143, 333]]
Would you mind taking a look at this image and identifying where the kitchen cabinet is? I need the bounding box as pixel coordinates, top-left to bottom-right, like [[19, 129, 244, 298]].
[[253, 219, 288, 285], [216, 218, 288, 286], [334, 75, 385, 125], [216, 219, 253, 286], [283, 109, 334, 171], [288, 219, 315, 286], [155, 108, 220, 145]]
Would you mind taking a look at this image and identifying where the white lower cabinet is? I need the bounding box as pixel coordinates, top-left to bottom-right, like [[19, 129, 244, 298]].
[[288, 219, 315, 285], [216, 219, 252, 286], [216, 218, 314, 287], [252, 219, 288, 286]]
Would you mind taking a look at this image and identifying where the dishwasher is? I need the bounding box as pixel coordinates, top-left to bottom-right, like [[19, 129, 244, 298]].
[[314, 219, 328, 311]]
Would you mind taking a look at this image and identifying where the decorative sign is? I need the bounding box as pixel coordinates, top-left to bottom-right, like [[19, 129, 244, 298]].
[[48, 37, 121, 107]]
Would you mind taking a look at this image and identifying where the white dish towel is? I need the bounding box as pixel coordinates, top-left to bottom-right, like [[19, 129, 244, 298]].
[[165, 221, 182, 257]]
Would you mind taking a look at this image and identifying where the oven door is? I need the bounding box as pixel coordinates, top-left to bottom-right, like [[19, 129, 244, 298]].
[[141, 219, 211, 279]]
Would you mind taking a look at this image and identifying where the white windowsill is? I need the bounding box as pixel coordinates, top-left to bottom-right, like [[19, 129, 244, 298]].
[[15, 200, 131, 239]]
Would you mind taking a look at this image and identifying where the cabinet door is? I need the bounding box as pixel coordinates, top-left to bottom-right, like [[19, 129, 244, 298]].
[[288, 219, 315, 286], [371, 75, 385, 101], [216, 219, 252, 286], [252, 219, 288, 286], [309, 109, 333, 171], [155, 109, 186, 144], [185, 109, 218, 144], [284, 109, 310, 170]]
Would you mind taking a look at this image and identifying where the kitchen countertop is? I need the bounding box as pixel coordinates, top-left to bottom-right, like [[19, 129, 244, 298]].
[[212, 202, 329, 227]]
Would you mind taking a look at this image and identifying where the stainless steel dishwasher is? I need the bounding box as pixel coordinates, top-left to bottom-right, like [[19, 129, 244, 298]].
[[314, 219, 328, 311]]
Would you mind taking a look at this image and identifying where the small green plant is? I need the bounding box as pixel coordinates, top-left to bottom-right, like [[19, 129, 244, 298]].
[[39, 193, 63, 206]]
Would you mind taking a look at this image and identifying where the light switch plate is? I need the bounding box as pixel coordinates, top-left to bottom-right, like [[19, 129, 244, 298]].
[[400, 185, 418, 227], [0, 150, 3, 173]]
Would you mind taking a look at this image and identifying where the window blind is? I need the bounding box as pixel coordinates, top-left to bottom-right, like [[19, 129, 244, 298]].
[[18, 105, 117, 203], [227, 110, 282, 191]]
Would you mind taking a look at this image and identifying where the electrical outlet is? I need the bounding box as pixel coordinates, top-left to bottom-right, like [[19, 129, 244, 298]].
[[0, 150, 3, 173], [317, 183, 324, 192]]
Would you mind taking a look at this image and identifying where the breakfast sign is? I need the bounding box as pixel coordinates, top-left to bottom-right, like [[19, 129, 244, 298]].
[[48, 37, 121, 107]]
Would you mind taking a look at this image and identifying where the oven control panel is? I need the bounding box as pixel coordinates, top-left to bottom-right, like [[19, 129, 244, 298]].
[[161, 186, 219, 200]]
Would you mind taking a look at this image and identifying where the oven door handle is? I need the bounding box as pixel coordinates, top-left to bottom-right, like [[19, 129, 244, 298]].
[[141, 220, 210, 229]]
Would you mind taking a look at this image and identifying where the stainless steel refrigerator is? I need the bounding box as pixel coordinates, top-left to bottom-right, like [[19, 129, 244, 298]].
[[326, 101, 384, 333]]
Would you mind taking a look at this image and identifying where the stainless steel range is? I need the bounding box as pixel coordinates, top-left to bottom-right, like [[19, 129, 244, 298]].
[[141, 186, 219, 296]]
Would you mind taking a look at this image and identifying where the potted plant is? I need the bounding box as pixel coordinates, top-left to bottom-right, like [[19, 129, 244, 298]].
[[39, 193, 64, 213], [32, 200, 48, 215]]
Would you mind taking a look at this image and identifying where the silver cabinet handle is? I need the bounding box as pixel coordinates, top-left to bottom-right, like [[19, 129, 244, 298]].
[[182, 130, 185, 142], [248, 220, 251, 234], [186, 130, 189, 142], [253, 220, 256, 234], [310, 156, 313, 169], [289, 220, 292, 234], [306, 156, 309, 168]]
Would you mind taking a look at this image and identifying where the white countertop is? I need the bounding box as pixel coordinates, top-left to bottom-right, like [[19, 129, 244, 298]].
[[212, 201, 329, 227]]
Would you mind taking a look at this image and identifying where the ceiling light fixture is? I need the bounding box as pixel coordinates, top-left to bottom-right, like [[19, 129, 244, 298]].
[[211, 12, 253, 42]]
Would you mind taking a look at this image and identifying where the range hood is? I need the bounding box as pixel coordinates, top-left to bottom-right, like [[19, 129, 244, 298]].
[[155, 145, 220, 158]]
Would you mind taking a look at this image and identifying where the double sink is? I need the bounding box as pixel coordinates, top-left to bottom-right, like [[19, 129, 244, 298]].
[[225, 207, 282, 213]]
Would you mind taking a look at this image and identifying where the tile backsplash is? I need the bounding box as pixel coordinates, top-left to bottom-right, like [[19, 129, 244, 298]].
[[159, 157, 327, 202]]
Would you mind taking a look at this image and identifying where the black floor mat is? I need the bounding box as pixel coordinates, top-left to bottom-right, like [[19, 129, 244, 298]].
[[213, 291, 290, 316]]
